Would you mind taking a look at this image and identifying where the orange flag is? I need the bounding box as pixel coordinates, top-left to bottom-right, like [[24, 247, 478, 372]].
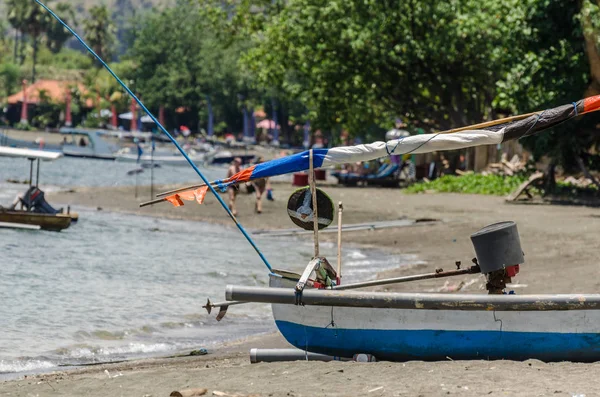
[[193, 186, 209, 204], [165, 186, 209, 207], [165, 194, 184, 207]]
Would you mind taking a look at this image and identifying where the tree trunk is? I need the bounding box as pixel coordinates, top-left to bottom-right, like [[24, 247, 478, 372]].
[[582, 2, 600, 97], [575, 155, 600, 190], [19, 33, 26, 65], [32, 36, 38, 83], [544, 163, 556, 195], [13, 29, 19, 63]]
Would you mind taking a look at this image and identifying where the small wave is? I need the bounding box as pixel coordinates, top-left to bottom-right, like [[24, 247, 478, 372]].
[[97, 343, 175, 356], [346, 250, 367, 259], [55, 342, 175, 359], [0, 359, 55, 374], [91, 330, 126, 340]]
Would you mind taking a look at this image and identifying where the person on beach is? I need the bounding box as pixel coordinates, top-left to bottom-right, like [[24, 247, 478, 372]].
[[252, 157, 268, 213], [227, 157, 242, 216]]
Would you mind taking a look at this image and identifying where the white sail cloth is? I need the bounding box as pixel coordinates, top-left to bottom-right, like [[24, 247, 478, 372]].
[[321, 129, 504, 167]]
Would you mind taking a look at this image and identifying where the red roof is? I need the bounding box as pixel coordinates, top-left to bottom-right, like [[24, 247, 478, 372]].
[[7, 80, 87, 105]]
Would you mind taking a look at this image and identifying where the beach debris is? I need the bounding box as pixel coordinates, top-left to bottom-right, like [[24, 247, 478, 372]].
[[190, 349, 208, 356], [353, 353, 377, 362], [211, 391, 260, 397], [368, 386, 384, 393], [481, 154, 527, 177], [170, 388, 208, 397], [104, 369, 123, 378]]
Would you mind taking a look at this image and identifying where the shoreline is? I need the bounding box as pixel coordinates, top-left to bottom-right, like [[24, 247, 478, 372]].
[[3, 183, 600, 395]]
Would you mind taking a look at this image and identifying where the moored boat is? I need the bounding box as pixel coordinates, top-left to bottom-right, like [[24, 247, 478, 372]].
[[0, 210, 71, 231], [60, 127, 117, 160], [0, 146, 78, 231], [254, 275, 600, 362]]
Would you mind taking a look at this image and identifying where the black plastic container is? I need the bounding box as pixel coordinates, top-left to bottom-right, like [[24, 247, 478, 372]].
[[470, 221, 524, 274]]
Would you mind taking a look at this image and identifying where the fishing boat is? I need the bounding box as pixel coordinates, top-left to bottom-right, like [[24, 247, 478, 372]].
[[149, 94, 600, 362], [115, 146, 210, 166], [60, 127, 118, 160], [0, 146, 76, 231], [37, 5, 600, 361]]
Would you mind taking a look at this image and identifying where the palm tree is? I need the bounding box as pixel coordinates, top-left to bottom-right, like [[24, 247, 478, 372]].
[[83, 5, 117, 66], [45, 2, 77, 54], [7, 0, 27, 64], [21, 2, 52, 82]]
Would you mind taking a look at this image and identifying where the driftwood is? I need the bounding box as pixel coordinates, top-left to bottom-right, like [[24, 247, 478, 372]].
[[505, 171, 544, 202], [481, 154, 526, 177], [170, 388, 208, 397]]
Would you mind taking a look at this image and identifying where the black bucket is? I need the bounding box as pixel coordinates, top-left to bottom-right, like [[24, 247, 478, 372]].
[[470, 221, 524, 274]]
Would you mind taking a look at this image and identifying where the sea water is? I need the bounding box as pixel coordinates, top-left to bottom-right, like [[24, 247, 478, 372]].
[[0, 157, 421, 376]]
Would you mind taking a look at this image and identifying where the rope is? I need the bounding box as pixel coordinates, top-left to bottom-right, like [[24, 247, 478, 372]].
[[34, 0, 273, 272], [521, 110, 547, 138]]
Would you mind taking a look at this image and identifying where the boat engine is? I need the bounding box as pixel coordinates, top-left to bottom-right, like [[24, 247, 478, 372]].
[[470, 221, 524, 294]]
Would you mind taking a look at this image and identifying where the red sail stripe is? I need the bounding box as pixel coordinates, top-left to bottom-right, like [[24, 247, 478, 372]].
[[224, 165, 256, 184], [583, 95, 600, 113]]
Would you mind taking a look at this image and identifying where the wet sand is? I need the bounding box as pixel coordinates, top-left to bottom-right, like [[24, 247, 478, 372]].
[[2, 183, 600, 396]]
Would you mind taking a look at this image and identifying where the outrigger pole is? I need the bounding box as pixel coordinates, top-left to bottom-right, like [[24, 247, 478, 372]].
[[35, 0, 273, 272]]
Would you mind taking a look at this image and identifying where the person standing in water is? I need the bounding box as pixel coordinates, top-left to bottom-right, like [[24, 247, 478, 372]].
[[252, 157, 268, 214], [227, 157, 242, 216]]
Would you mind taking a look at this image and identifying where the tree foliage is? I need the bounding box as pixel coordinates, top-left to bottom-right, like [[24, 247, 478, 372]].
[[83, 5, 117, 65]]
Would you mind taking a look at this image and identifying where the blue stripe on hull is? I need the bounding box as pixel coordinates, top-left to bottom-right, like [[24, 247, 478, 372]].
[[276, 320, 600, 362]]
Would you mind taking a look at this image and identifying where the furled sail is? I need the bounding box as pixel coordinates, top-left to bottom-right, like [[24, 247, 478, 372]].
[[155, 94, 600, 206]]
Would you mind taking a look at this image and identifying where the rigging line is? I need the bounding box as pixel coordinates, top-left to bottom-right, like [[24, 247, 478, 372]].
[[34, 0, 273, 272]]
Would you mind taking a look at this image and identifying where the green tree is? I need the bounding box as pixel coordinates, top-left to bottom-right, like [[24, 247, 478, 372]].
[[83, 5, 117, 66], [0, 62, 20, 104], [128, 0, 258, 133], [242, 0, 536, 135], [7, 0, 27, 64], [495, 0, 598, 189], [21, 1, 54, 82], [45, 2, 77, 54]]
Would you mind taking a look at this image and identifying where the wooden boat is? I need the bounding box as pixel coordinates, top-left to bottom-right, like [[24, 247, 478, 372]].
[[0, 146, 77, 231], [221, 269, 600, 362], [221, 218, 600, 363], [0, 210, 71, 231]]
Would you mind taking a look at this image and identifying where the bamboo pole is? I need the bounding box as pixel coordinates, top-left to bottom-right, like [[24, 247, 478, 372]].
[[336, 202, 343, 281], [437, 111, 539, 134], [309, 149, 319, 257]]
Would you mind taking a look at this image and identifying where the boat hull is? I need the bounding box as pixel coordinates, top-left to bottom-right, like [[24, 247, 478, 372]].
[[269, 275, 600, 362], [63, 151, 116, 160], [0, 210, 72, 231], [115, 153, 205, 166]]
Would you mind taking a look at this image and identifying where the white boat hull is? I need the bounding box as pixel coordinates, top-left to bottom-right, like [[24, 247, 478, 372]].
[[268, 275, 600, 361]]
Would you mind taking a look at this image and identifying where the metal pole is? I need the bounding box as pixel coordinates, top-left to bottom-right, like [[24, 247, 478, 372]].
[[27, 158, 34, 211], [226, 285, 600, 311], [35, 158, 40, 188], [309, 149, 319, 257], [337, 202, 343, 281], [332, 267, 478, 290], [250, 348, 349, 363], [150, 140, 154, 199]]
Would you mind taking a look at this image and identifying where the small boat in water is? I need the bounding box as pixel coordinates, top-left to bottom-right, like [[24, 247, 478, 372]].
[[60, 127, 117, 160], [0, 210, 72, 231], [115, 146, 209, 166], [0, 146, 77, 231]]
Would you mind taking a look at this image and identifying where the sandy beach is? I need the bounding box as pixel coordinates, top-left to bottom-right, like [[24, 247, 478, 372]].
[[2, 182, 600, 396]]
